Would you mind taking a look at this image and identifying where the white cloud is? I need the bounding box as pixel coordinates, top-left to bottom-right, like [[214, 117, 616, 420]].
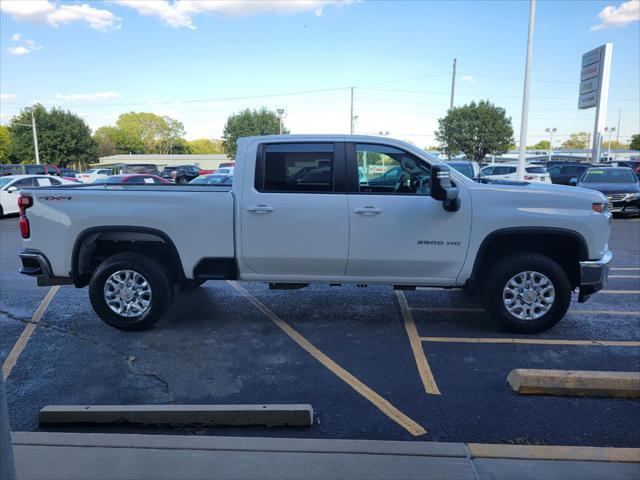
[[0, 0, 121, 32], [11, 32, 21, 41], [7, 46, 30, 55], [591, 0, 640, 30], [55, 91, 121, 101], [0, 93, 18, 101], [461, 75, 475, 83], [113, 0, 353, 29]]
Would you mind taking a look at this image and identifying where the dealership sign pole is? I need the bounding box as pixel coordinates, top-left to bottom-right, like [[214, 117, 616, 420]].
[[578, 43, 612, 164]]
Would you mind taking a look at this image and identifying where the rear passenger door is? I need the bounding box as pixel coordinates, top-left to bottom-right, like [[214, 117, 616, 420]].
[[240, 142, 349, 277]]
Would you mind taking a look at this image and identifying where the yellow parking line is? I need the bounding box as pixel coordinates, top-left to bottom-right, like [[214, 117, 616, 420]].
[[395, 291, 441, 395], [601, 290, 640, 294], [420, 336, 640, 347], [409, 307, 639, 316], [227, 281, 427, 437], [2, 286, 60, 380], [609, 275, 640, 279]]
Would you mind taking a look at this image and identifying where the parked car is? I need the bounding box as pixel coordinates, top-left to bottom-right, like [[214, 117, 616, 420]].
[[76, 168, 113, 183], [0, 175, 76, 216], [447, 160, 481, 180], [18, 135, 611, 335], [607, 160, 640, 177], [573, 167, 640, 216], [546, 163, 593, 185], [214, 167, 235, 176], [189, 174, 233, 185], [161, 165, 202, 184], [0, 164, 60, 177], [480, 163, 551, 183], [93, 174, 172, 185]]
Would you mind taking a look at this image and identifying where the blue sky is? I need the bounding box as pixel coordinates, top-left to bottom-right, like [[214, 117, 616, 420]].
[[1, 0, 639, 147]]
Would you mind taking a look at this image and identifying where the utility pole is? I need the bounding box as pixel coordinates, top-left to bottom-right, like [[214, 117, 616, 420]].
[[31, 108, 40, 165], [517, 0, 536, 181], [616, 109, 620, 143], [449, 58, 457, 110], [350, 87, 355, 135]]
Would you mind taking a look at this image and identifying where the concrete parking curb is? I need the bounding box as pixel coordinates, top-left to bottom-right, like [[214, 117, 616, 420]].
[[39, 404, 314, 427], [507, 369, 640, 398]]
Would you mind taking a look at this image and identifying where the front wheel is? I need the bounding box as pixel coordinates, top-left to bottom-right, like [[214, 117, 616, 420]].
[[482, 253, 572, 334], [89, 253, 174, 330]]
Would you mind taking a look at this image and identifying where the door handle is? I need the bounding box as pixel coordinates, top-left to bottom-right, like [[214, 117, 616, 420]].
[[354, 206, 382, 215], [247, 205, 274, 213]]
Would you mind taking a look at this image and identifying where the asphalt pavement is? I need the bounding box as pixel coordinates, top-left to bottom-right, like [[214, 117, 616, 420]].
[[1, 215, 638, 447]]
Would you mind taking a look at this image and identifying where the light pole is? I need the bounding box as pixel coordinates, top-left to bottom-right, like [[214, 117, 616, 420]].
[[13, 106, 41, 165], [517, 0, 536, 181], [276, 108, 286, 135], [545, 127, 556, 162], [604, 126, 616, 161]]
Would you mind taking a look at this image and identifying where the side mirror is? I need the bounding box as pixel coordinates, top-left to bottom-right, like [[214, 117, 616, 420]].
[[6, 186, 18, 193], [431, 165, 460, 212], [569, 177, 578, 186]]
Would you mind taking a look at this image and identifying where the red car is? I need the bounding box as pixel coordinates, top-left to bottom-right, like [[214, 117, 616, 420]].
[[93, 174, 172, 185]]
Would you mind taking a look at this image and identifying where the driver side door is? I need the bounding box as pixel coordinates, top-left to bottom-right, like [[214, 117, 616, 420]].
[[346, 143, 471, 283]]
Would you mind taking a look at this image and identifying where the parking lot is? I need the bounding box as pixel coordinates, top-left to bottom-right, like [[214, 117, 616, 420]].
[[1, 215, 638, 447]]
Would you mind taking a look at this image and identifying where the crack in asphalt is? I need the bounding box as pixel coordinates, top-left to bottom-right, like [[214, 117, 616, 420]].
[[3, 313, 176, 404]]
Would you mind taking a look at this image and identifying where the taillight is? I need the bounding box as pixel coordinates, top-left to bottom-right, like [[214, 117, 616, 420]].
[[18, 195, 33, 239], [524, 175, 534, 180]]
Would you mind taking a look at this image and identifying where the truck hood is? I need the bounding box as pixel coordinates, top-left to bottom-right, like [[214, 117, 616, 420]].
[[474, 180, 608, 205]]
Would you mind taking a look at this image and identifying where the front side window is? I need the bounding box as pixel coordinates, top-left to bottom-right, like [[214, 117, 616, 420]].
[[259, 143, 334, 192], [356, 144, 430, 195], [12, 178, 36, 189]]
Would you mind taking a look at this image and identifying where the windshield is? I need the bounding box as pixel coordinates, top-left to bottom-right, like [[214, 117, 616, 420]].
[[581, 169, 637, 183], [190, 175, 232, 185], [525, 166, 547, 174]]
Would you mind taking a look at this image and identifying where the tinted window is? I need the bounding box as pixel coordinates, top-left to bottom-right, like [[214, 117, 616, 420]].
[[126, 176, 146, 184], [547, 166, 561, 175], [13, 178, 36, 188], [357, 144, 431, 195], [449, 163, 474, 178], [525, 166, 547, 174], [260, 143, 334, 192], [481, 166, 495, 175], [562, 165, 586, 175]]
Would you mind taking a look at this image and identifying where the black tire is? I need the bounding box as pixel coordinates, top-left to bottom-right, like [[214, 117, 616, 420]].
[[89, 253, 174, 331], [482, 252, 572, 334], [178, 279, 206, 290]]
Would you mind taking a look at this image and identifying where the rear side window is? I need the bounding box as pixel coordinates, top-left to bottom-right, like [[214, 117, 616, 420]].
[[525, 166, 547, 174], [258, 143, 335, 193]]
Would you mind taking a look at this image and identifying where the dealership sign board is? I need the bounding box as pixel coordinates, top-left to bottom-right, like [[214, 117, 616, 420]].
[[578, 43, 613, 162], [578, 45, 611, 110]]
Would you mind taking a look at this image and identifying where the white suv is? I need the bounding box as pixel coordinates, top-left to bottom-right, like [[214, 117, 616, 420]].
[[481, 163, 551, 183]]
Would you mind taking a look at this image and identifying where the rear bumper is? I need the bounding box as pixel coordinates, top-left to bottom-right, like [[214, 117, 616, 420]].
[[18, 249, 73, 286], [578, 250, 612, 302]]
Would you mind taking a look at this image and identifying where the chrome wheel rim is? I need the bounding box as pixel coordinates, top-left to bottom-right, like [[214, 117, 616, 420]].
[[502, 271, 555, 320], [104, 270, 152, 318]]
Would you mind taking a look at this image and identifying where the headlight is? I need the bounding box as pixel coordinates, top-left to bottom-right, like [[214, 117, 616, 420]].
[[592, 202, 609, 213]]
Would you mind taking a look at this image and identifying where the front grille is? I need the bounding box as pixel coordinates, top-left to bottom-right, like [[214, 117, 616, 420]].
[[606, 193, 627, 202]]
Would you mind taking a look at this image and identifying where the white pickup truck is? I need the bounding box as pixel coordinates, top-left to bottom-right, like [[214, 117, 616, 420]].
[[17, 135, 612, 333]]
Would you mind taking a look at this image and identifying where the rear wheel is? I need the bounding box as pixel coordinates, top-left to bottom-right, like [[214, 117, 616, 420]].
[[89, 253, 174, 330], [482, 253, 572, 334]]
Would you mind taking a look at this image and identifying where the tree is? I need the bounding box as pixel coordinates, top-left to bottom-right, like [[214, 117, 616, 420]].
[[561, 132, 589, 149], [188, 138, 224, 154], [629, 134, 640, 151], [434, 100, 513, 161], [222, 107, 288, 157], [8, 104, 96, 168], [527, 140, 550, 150], [603, 140, 629, 150], [95, 112, 187, 154], [0, 126, 11, 163]]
